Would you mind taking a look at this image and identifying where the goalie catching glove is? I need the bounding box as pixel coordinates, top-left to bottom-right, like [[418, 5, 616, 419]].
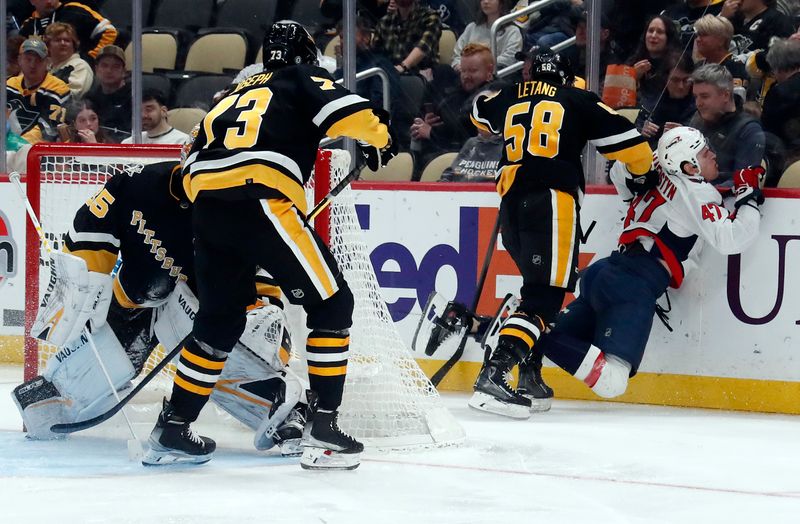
[[358, 108, 398, 171], [732, 165, 765, 210], [31, 251, 113, 346]]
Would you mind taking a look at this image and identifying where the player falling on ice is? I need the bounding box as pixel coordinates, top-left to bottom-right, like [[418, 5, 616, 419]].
[[151, 21, 396, 470], [14, 136, 308, 457], [467, 47, 655, 418], [536, 126, 764, 398]]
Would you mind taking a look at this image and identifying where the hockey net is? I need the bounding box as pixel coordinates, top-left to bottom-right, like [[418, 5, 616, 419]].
[[23, 144, 464, 449]]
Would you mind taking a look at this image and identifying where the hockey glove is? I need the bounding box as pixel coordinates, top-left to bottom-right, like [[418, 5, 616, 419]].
[[624, 167, 660, 196], [732, 165, 765, 210], [359, 108, 398, 171]]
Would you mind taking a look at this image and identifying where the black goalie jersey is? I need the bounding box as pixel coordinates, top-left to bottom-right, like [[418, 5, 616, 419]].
[[471, 80, 653, 197], [182, 64, 388, 215], [64, 161, 195, 308]]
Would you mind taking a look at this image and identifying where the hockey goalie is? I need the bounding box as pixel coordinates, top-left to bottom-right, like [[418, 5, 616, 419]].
[[13, 149, 306, 458]]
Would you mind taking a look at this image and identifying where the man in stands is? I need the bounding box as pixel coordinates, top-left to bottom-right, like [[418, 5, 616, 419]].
[[374, 0, 442, 75], [6, 36, 70, 143], [687, 64, 765, 185], [19, 0, 118, 60], [410, 43, 498, 170], [122, 89, 189, 145], [85, 44, 130, 142], [761, 38, 800, 168], [536, 126, 764, 401], [721, 0, 795, 53]]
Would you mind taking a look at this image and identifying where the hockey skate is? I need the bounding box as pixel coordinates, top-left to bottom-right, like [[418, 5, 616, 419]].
[[300, 395, 363, 470], [142, 399, 216, 466], [517, 355, 553, 413], [468, 351, 532, 419], [273, 404, 306, 457]]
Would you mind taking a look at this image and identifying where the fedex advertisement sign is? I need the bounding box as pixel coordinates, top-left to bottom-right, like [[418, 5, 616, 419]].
[[351, 187, 604, 324]]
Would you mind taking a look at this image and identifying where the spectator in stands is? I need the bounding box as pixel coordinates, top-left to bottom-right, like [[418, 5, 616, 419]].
[[686, 64, 765, 185], [19, 0, 118, 60], [122, 89, 189, 145], [427, 0, 467, 34], [627, 15, 681, 111], [6, 37, 70, 144], [6, 35, 26, 77], [607, 0, 679, 59], [334, 16, 400, 109], [562, 11, 622, 84], [452, 0, 523, 72], [721, 0, 795, 54], [439, 128, 503, 181], [524, 0, 583, 49], [636, 54, 696, 145], [374, 0, 442, 75], [693, 14, 750, 94], [663, 0, 725, 46], [45, 22, 93, 99], [85, 44, 130, 142], [762, 38, 800, 161], [410, 43, 498, 168], [57, 99, 113, 143]]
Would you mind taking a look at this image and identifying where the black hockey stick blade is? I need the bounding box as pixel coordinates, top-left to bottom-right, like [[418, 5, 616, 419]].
[[49, 335, 190, 434], [308, 166, 360, 220], [430, 329, 470, 387]]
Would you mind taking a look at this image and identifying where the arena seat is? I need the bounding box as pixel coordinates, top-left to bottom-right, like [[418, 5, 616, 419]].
[[174, 75, 235, 110], [289, 0, 338, 35], [777, 160, 800, 188], [167, 107, 207, 134], [101, 0, 154, 28], [216, 0, 278, 58], [151, 0, 214, 31], [438, 29, 457, 65], [184, 30, 248, 74], [359, 152, 414, 182], [419, 152, 458, 182], [124, 31, 178, 73], [141, 73, 172, 101]]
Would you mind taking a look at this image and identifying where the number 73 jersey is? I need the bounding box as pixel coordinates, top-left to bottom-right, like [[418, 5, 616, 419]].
[[182, 64, 388, 214], [471, 80, 652, 197]]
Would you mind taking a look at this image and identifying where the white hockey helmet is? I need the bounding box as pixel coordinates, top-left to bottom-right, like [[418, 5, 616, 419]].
[[657, 126, 707, 177]]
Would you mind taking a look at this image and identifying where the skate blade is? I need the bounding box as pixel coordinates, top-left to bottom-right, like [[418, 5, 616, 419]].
[[300, 447, 361, 470], [279, 438, 303, 457], [523, 396, 553, 413], [468, 391, 531, 420], [141, 446, 213, 466]]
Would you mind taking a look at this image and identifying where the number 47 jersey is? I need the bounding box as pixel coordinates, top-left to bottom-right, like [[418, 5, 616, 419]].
[[471, 80, 652, 197]]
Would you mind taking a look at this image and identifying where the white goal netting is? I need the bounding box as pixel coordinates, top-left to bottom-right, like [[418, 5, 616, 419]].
[[26, 145, 464, 449]]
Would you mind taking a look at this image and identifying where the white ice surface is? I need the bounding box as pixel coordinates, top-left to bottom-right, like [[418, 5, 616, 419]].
[[1, 364, 799, 524]]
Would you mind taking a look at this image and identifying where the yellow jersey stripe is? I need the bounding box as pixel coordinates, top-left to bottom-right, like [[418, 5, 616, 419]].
[[551, 190, 576, 288], [496, 164, 520, 197], [63, 246, 117, 273], [173, 374, 214, 396], [308, 365, 348, 376], [307, 337, 351, 348], [112, 277, 140, 309], [180, 348, 227, 371]]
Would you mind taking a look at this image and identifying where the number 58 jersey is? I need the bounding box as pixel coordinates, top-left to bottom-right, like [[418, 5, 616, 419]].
[[182, 64, 388, 214], [471, 80, 652, 197]]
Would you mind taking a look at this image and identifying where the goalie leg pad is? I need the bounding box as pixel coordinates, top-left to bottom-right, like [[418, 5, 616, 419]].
[[153, 280, 197, 354], [42, 322, 136, 422], [209, 344, 304, 450]]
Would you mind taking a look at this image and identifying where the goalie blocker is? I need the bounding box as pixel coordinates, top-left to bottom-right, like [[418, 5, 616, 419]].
[[16, 278, 307, 458]]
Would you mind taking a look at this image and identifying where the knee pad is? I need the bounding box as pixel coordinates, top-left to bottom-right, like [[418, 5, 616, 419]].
[[305, 283, 354, 332], [590, 354, 632, 399]]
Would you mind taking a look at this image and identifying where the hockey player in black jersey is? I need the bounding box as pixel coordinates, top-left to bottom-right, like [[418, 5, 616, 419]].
[[164, 22, 396, 470], [468, 48, 656, 419], [15, 153, 307, 461]]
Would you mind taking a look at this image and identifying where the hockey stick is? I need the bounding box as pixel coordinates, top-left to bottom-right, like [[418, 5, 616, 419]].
[[50, 336, 189, 434], [308, 166, 360, 221], [429, 212, 502, 386], [8, 172, 150, 451]]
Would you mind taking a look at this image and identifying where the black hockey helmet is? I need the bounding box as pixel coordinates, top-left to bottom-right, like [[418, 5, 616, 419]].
[[531, 46, 575, 86], [262, 21, 318, 69]]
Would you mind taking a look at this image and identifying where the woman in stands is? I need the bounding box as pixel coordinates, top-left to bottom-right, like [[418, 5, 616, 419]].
[[45, 22, 93, 100], [452, 0, 523, 72], [627, 14, 681, 112], [58, 100, 114, 144]]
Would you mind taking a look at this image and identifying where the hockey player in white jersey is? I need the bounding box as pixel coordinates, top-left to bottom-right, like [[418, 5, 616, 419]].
[[534, 126, 764, 399]]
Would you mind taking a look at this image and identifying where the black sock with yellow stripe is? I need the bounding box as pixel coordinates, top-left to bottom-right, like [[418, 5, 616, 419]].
[[306, 330, 350, 411], [496, 312, 546, 364], [170, 339, 228, 422]]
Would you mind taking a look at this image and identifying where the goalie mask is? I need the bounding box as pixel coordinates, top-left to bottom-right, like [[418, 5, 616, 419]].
[[263, 22, 318, 69], [531, 47, 574, 86], [657, 126, 707, 178]]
